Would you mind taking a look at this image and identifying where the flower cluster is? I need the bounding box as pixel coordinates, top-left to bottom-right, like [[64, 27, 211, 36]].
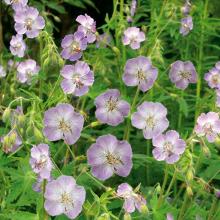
[[2, 0, 45, 84], [180, 1, 193, 36], [61, 14, 96, 62]]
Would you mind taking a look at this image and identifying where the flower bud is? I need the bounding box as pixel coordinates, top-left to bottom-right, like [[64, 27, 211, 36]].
[[155, 184, 161, 194], [140, 204, 149, 214], [186, 169, 194, 182], [124, 213, 131, 220], [186, 186, 193, 197], [202, 146, 210, 157], [91, 121, 101, 127], [97, 213, 110, 220], [112, 47, 120, 56], [2, 107, 11, 122], [34, 127, 44, 142]]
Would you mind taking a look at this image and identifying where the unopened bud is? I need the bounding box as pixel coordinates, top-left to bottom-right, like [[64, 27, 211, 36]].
[[2, 108, 11, 122], [91, 121, 101, 127], [202, 146, 210, 157], [34, 127, 44, 142], [124, 213, 131, 220], [97, 213, 110, 220], [112, 46, 120, 56], [186, 170, 194, 181], [140, 204, 148, 214], [186, 186, 193, 197], [156, 184, 161, 194]]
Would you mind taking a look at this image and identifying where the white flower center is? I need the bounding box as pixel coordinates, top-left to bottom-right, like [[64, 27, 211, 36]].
[[136, 69, 146, 82], [60, 192, 74, 211], [59, 119, 71, 132], [179, 71, 191, 80], [25, 18, 33, 30], [163, 141, 173, 155], [71, 42, 80, 53], [203, 123, 214, 135], [145, 116, 155, 128], [211, 75, 220, 86], [105, 152, 123, 171], [35, 155, 47, 169], [106, 97, 118, 112]]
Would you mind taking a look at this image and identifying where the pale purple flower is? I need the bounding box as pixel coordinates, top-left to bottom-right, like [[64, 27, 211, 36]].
[[123, 56, 158, 92], [95, 89, 130, 126], [30, 144, 53, 180], [195, 112, 220, 143], [10, 34, 26, 57], [17, 59, 40, 84], [181, 1, 191, 16], [116, 183, 146, 213], [131, 102, 169, 139], [0, 65, 6, 78], [180, 16, 193, 36], [44, 175, 86, 219], [122, 27, 145, 49], [14, 6, 45, 38], [216, 89, 220, 107], [76, 14, 96, 43], [61, 32, 87, 61], [3, 0, 27, 9], [43, 103, 84, 145], [167, 213, 174, 220], [152, 130, 186, 164], [169, 60, 197, 89], [61, 61, 94, 96], [0, 129, 22, 153], [204, 67, 220, 89], [87, 134, 133, 180]]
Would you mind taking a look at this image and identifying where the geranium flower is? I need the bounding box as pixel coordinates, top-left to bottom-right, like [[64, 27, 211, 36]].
[[204, 67, 220, 89], [61, 61, 94, 96], [123, 56, 158, 92], [180, 16, 193, 36], [10, 34, 26, 57], [122, 27, 145, 49], [169, 60, 197, 89], [14, 6, 45, 38], [131, 102, 169, 139], [76, 14, 96, 43], [152, 130, 186, 164], [116, 183, 146, 213], [30, 144, 53, 180], [87, 134, 133, 180], [44, 175, 86, 219], [17, 59, 40, 84], [43, 103, 84, 145], [181, 0, 191, 16], [61, 32, 87, 61], [3, 0, 27, 10], [195, 112, 220, 143], [95, 89, 130, 126]]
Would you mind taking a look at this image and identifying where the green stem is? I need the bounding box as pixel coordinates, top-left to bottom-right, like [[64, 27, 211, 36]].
[[208, 198, 218, 220], [178, 193, 188, 220], [195, 0, 209, 121], [157, 164, 169, 209], [43, 180, 48, 220], [165, 168, 177, 197], [85, 172, 108, 191], [124, 88, 139, 140]]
